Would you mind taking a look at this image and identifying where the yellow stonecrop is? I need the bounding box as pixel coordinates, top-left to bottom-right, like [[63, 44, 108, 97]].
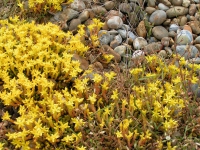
[[0, 17, 104, 149], [17, 0, 74, 12]]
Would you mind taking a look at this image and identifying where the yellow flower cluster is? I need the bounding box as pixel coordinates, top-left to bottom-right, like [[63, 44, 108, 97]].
[[17, 0, 74, 12], [0, 17, 103, 149]]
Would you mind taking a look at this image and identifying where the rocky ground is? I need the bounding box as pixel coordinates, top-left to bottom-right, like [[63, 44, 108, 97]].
[[48, 0, 200, 95]]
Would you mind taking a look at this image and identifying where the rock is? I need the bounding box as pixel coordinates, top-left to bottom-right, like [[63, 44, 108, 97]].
[[169, 24, 180, 32], [171, 0, 183, 6], [104, 1, 115, 10], [148, 0, 156, 7], [59, 8, 79, 22], [183, 25, 192, 33], [145, 7, 156, 15], [70, 0, 85, 11], [177, 30, 193, 45], [188, 57, 200, 64], [106, 10, 123, 20], [69, 18, 81, 31], [72, 54, 89, 70], [133, 37, 148, 50], [169, 31, 176, 37], [92, 5, 107, 16], [158, 3, 169, 11], [143, 42, 163, 54], [107, 16, 123, 29], [121, 24, 131, 31], [194, 36, 200, 44], [176, 45, 199, 60], [182, 0, 190, 8], [158, 0, 171, 6], [161, 37, 170, 47], [132, 50, 145, 59], [92, 62, 104, 72], [195, 44, 200, 51], [189, 21, 200, 35], [110, 34, 122, 49], [98, 30, 111, 45], [189, 4, 197, 16], [78, 10, 90, 22], [166, 7, 188, 18], [158, 50, 167, 58], [114, 34, 122, 43], [148, 37, 158, 43], [110, 40, 120, 49], [165, 47, 173, 57], [102, 45, 121, 62], [136, 21, 147, 38], [163, 19, 171, 26], [128, 31, 137, 40], [114, 45, 126, 56], [152, 26, 169, 40], [119, 3, 132, 14], [118, 29, 127, 39], [149, 10, 167, 25], [179, 16, 188, 26]]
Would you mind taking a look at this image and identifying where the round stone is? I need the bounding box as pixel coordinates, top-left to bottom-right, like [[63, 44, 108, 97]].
[[128, 31, 137, 41], [149, 10, 167, 25], [176, 45, 199, 60], [98, 30, 111, 45], [69, 18, 81, 31], [158, 50, 167, 58], [114, 45, 126, 56], [132, 50, 145, 59], [171, 0, 183, 6], [118, 29, 127, 39], [158, 3, 169, 11], [182, 0, 190, 7], [152, 26, 169, 40], [105, 1, 115, 10], [70, 0, 85, 11], [107, 16, 123, 29], [78, 10, 90, 22], [133, 37, 148, 50], [119, 3, 132, 14], [166, 7, 188, 18], [177, 30, 193, 45], [194, 36, 200, 44], [169, 24, 180, 32]]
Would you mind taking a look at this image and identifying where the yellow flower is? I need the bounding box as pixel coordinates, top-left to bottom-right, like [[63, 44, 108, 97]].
[[103, 54, 114, 63], [46, 132, 60, 143], [115, 130, 123, 138], [172, 76, 181, 84], [101, 81, 109, 90], [105, 71, 116, 81], [125, 131, 133, 142], [167, 142, 177, 150], [191, 75, 198, 84], [0, 142, 5, 149], [2, 111, 11, 121], [71, 118, 85, 131], [62, 135, 74, 144], [76, 145, 86, 150], [88, 93, 97, 104], [93, 73, 102, 83], [111, 89, 119, 100]]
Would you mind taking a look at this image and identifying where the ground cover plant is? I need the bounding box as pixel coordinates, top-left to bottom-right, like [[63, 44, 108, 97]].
[[0, 0, 200, 149]]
